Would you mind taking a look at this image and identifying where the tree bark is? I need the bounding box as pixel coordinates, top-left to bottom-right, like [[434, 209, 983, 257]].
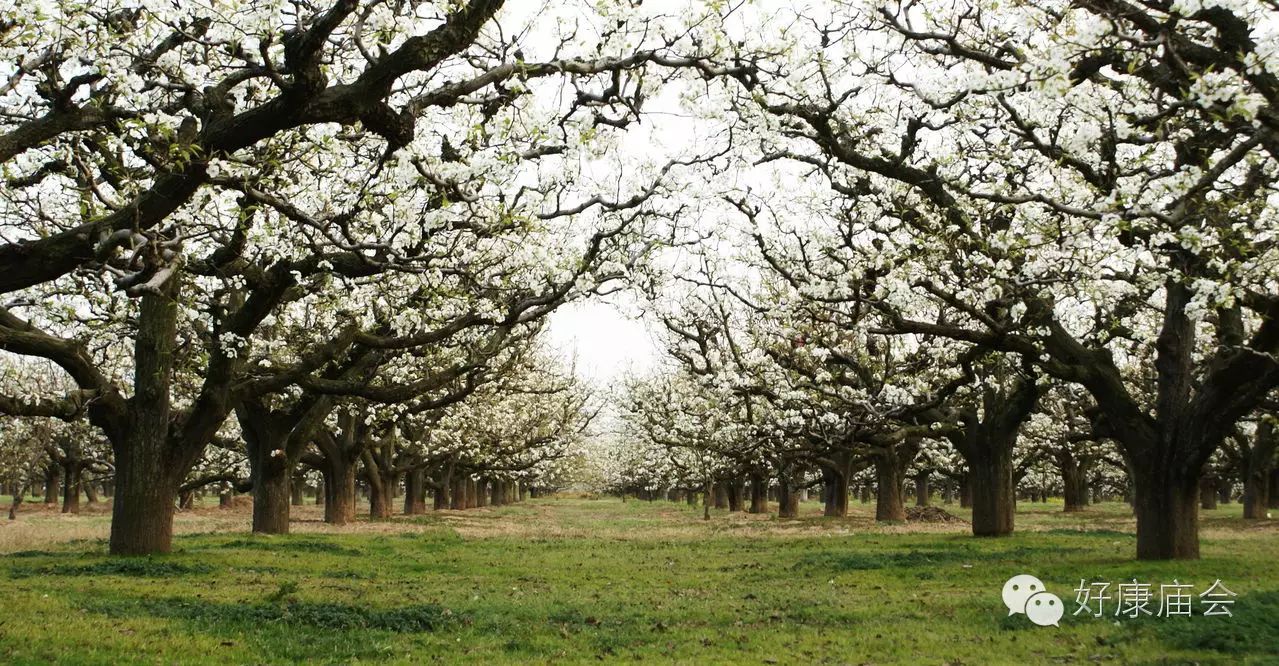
[[465, 478, 478, 509], [726, 476, 744, 512], [1061, 455, 1088, 512], [967, 443, 1014, 536], [110, 446, 178, 555], [239, 404, 294, 535], [8, 486, 23, 520], [42, 463, 59, 504], [948, 376, 1037, 537], [874, 452, 906, 522], [61, 463, 81, 514], [821, 456, 851, 517], [366, 457, 393, 520], [110, 280, 182, 555], [1242, 421, 1276, 519], [323, 456, 357, 525], [1133, 468, 1201, 560], [252, 461, 292, 534], [776, 468, 801, 518], [433, 465, 452, 510], [404, 468, 427, 515], [913, 469, 931, 508], [450, 476, 466, 510], [290, 474, 305, 506], [748, 472, 768, 514], [1199, 476, 1218, 510]]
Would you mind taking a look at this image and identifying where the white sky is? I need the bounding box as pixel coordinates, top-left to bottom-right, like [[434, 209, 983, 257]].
[[525, 0, 756, 387], [546, 298, 661, 385]]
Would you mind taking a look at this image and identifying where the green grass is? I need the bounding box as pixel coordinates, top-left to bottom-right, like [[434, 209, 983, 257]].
[[2, 498, 1277, 664]]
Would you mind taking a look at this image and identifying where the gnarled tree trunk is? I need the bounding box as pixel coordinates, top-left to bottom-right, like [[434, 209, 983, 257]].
[[1133, 466, 1201, 560], [1242, 421, 1276, 519], [61, 463, 81, 514], [748, 472, 768, 514], [1199, 476, 1218, 510], [948, 375, 1038, 537], [776, 468, 801, 519], [404, 468, 427, 514], [873, 451, 906, 522], [913, 469, 930, 507], [110, 281, 183, 556]]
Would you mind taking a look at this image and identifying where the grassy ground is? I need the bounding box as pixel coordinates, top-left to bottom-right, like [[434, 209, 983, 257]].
[[1, 496, 1277, 665]]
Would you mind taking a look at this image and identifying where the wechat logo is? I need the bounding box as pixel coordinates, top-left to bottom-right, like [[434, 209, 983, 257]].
[[1002, 574, 1063, 627]]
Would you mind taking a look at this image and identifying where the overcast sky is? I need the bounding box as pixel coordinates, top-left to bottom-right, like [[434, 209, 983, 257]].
[[546, 298, 660, 386]]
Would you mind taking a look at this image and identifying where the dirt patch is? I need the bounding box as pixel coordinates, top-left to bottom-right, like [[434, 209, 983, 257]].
[[905, 506, 967, 523]]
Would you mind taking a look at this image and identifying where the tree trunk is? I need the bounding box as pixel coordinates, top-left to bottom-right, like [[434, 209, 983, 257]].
[[1061, 458, 1088, 512], [315, 478, 325, 505], [404, 468, 427, 515], [1199, 477, 1218, 510], [290, 475, 305, 506], [776, 469, 801, 518], [874, 453, 906, 522], [968, 444, 1014, 536], [450, 476, 466, 510], [822, 464, 849, 517], [239, 402, 295, 534], [83, 478, 99, 505], [324, 457, 357, 525], [1270, 469, 1279, 509], [712, 481, 728, 510], [942, 480, 954, 504], [251, 452, 292, 534], [826, 478, 849, 517], [110, 446, 178, 555], [476, 479, 490, 507], [8, 488, 22, 520], [110, 284, 182, 555], [1242, 420, 1276, 520], [959, 473, 972, 508], [1218, 482, 1232, 505], [61, 464, 81, 514], [913, 470, 931, 508], [726, 476, 744, 512], [1133, 469, 1200, 560], [748, 473, 768, 514], [368, 470, 393, 519], [43, 463, 59, 504]]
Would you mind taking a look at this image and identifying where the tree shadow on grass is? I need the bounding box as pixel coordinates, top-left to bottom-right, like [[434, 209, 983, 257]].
[[210, 538, 365, 556], [794, 544, 1082, 572], [85, 595, 462, 662], [8, 559, 213, 579], [1142, 589, 1279, 660]]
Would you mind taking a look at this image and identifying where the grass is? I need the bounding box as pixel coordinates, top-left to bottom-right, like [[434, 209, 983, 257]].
[[1, 497, 1277, 664]]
